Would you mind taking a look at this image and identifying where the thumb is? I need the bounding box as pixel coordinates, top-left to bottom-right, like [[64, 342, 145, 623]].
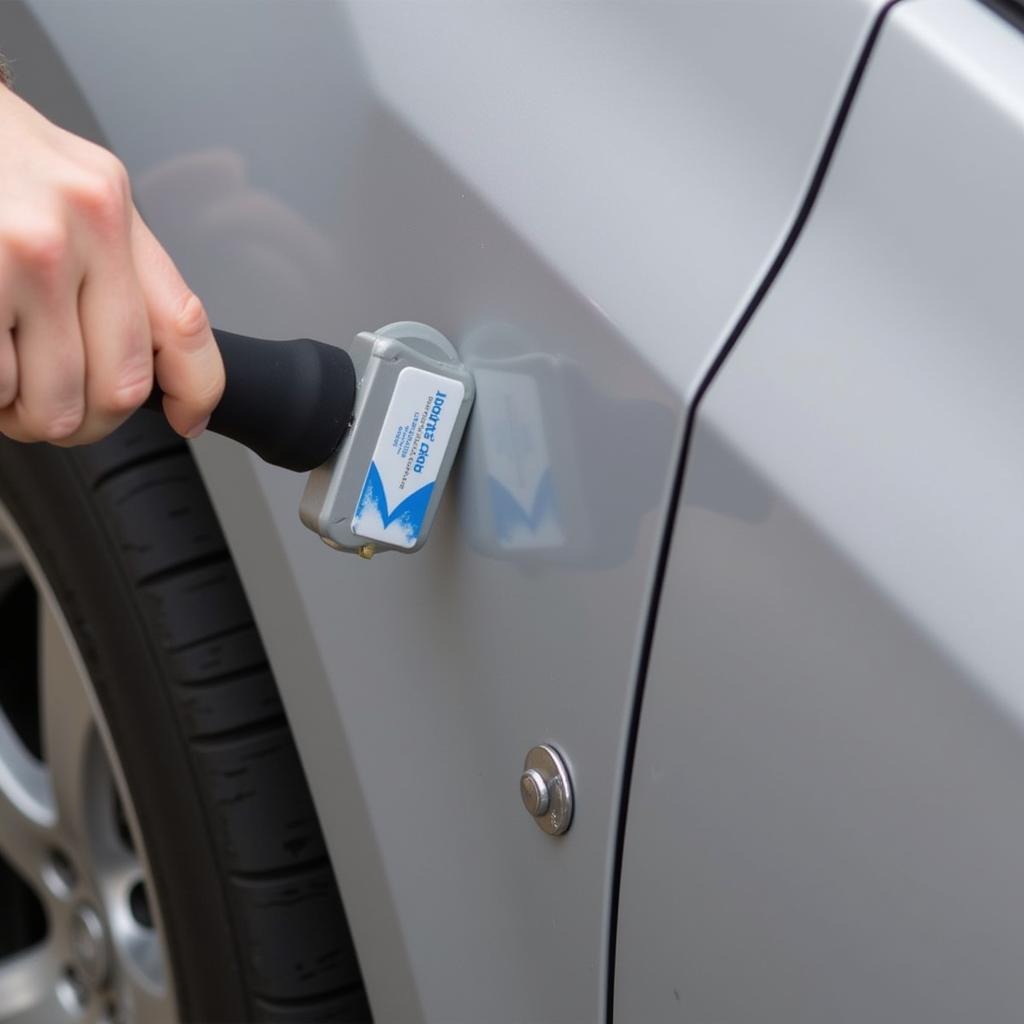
[[131, 208, 224, 437]]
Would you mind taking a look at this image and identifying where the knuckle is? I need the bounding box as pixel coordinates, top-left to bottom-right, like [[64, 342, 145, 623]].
[[194, 376, 224, 412], [37, 404, 85, 442], [4, 218, 70, 275], [173, 291, 210, 347], [69, 162, 129, 227], [98, 151, 130, 193], [96, 322, 152, 415], [75, 176, 123, 226], [103, 374, 152, 415]]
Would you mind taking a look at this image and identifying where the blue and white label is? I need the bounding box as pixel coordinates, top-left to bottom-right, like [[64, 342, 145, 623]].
[[352, 367, 465, 548]]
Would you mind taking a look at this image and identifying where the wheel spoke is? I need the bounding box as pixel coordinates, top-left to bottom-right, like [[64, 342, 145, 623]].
[[0, 512, 177, 1021], [99, 864, 174, 1021], [37, 594, 96, 847], [0, 710, 55, 888], [0, 944, 73, 1023]]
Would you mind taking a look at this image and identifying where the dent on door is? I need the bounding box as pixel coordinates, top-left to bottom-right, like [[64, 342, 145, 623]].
[[616, 2, 1024, 1021], [21, 0, 890, 1019]]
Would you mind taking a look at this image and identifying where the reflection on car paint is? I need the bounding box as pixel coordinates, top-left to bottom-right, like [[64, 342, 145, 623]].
[[461, 323, 673, 569]]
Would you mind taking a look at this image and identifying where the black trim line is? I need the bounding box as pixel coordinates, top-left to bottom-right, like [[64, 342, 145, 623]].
[[604, 3, 904, 1020]]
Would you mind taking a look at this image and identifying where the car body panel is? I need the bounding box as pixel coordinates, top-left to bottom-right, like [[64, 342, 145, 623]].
[[616, 2, 1024, 1020], [17, 1, 886, 1018]]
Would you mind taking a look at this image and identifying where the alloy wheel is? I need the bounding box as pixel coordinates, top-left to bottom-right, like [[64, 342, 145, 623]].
[[0, 503, 177, 1023]]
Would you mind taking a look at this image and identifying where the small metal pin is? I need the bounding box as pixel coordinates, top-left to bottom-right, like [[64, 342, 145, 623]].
[[519, 769, 550, 817], [358, 544, 376, 560]]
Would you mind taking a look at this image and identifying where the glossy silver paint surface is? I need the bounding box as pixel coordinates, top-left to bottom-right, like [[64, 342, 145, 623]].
[[616, 2, 1024, 1020], [16, 1, 887, 1018]]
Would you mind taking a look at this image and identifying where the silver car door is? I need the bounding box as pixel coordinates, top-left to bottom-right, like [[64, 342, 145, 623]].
[[616, 2, 1024, 1020], [20, 1, 893, 1019]]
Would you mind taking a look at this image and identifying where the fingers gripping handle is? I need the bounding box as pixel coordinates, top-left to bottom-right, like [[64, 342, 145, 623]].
[[143, 329, 357, 472]]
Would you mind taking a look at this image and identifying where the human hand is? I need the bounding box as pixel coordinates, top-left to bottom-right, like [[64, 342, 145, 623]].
[[0, 84, 224, 444]]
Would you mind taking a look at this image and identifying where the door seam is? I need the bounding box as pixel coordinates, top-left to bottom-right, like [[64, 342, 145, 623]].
[[604, 2, 908, 1019]]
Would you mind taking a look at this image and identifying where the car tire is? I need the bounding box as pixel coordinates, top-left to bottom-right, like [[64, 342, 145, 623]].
[[0, 412, 370, 1023]]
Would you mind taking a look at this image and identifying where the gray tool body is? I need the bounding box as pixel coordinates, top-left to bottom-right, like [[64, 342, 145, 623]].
[[145, 320, 472, 557], [300, 322, 475, 557]]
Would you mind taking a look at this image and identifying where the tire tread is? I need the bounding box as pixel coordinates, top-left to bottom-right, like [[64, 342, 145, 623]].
[[73, 415, 368, 1020]]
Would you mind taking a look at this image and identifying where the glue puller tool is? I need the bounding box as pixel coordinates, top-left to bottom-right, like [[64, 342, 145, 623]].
[[143, 321, 475, 558]]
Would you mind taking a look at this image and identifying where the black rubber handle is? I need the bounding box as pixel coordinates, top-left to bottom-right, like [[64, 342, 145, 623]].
[[144, 328, 357, 472]]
